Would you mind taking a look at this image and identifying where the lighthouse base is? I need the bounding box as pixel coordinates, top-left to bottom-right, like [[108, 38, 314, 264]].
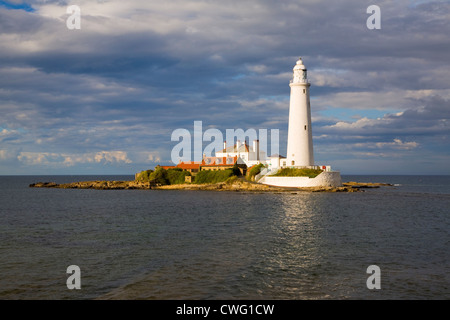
[[260, 171, 343, 188]]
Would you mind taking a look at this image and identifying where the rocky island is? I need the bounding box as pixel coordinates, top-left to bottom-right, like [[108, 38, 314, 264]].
[[29, 178, 393, 193]]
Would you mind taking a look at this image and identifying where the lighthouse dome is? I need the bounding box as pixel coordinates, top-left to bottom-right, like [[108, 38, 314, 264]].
[[293, 58, 306, 71]]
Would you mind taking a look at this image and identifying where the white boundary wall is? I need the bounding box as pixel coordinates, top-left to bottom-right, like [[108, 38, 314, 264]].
[[260, 171, 342, 188]]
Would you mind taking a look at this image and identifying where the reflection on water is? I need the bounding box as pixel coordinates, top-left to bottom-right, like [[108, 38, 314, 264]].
[[262, 194, 326, 298], [99, 193, 366, 300]]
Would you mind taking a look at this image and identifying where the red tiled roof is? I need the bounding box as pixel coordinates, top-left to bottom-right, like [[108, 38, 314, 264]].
[[176, 161, 202, 170], [160, 165, 176, 170], [159, 157, 241, 171]]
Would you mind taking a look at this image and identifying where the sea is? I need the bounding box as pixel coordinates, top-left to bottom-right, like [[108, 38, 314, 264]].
[[0, 175, 448, 300]]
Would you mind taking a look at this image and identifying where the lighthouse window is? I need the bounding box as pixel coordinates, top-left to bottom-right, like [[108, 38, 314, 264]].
[[304, 125, 307, 130], [303, 89, 306, 94]]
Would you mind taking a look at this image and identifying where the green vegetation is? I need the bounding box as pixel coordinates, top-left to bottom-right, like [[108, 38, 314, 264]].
[[135, 169, 153, 182], [136, 164, 243, 185], [135, 167, 190, 185], [273, 168, 323, 178], [149, 167, 169, 185], [225, 175, 239, 185], [165, 168, 191, 185], [246, 163, 266, 181], [136, 166, 322, 185], [193, 169, 235, 184]]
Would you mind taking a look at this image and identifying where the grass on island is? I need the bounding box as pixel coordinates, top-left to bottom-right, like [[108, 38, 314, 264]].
[[272, 167, 323, 178], [246, 163, 267, 181], [136, 166, 323, 186], [194, 169, 235, 184], [135, 165, 242, 185], [135, 167, 191, 185]]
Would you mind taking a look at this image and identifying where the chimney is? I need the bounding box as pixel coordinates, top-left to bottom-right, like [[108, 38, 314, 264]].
[[223, 141, 226, 151], [253, 140, 260, 161]]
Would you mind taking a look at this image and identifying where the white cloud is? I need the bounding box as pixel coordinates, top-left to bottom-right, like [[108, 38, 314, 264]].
[[0, 149, 14, 160], [354, 139, 419, 151], [323, 116, 395, 133], [17, 152, 62, 165], [128, 151, 162, 164], [375, 139, 419, 150], [93, 151, 131, 164], [17, 150, 132, 166], [314, 89, 450, 112]]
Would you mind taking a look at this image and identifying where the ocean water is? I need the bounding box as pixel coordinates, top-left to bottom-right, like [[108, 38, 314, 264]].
[[0, 175, 448, 300]]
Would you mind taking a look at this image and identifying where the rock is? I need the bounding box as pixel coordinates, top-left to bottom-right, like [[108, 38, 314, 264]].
[[29, 180, 151, 190], [29, 182, 57, 188], [343, 181, 393, 188], [29, 179, 368, 193]]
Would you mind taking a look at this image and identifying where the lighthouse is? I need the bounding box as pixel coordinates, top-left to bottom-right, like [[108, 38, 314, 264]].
[[286, 57, 314, 167]]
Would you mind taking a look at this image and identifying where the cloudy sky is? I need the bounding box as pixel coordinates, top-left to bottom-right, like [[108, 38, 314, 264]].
[[0, 0, 449, 175]]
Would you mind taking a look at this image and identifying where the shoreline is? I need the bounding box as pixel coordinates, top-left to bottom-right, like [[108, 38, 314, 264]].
[[29, 179, 393, 193]]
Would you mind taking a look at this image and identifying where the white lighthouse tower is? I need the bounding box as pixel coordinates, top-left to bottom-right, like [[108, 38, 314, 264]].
[[286, 57, 314, 167]]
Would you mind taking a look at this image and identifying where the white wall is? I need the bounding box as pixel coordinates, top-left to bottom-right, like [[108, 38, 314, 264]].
[[260, 171, 342, 188]]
